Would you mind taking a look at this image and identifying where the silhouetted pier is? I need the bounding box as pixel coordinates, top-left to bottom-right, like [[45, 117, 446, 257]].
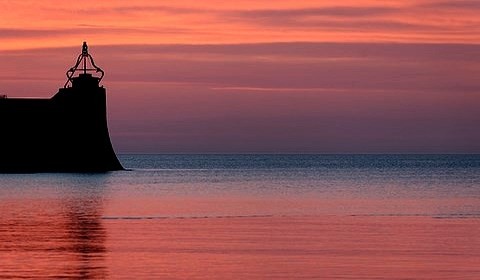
[[0, 42, 123, 172]]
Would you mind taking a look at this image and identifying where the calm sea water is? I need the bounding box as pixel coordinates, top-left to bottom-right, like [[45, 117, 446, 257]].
[[1, 154, 479, 279]]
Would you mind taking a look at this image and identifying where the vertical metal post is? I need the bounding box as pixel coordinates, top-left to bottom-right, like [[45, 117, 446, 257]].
[[82, 41, 88, 74], [84, 57, 87, 74]]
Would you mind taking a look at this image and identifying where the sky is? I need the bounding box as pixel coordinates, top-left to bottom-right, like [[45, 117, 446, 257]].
[[0, 0, 479, 153]]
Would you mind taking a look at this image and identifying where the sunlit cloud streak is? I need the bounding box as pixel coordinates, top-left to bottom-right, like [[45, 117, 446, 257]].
[[1, 0, 480, 50], [3, 42, 479, 93]]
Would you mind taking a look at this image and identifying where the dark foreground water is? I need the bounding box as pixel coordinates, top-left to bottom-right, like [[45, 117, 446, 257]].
[[1, 154, 479, 279]]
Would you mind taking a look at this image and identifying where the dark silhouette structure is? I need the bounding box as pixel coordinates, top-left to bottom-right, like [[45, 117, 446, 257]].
[[0, 42, 123, 172]]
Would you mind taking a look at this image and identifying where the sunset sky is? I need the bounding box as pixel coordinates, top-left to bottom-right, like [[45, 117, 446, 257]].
[[1, 0, 479, 153]]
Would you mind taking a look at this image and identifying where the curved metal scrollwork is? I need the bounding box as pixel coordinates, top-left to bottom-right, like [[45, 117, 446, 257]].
[[64, 42, 104, 88]]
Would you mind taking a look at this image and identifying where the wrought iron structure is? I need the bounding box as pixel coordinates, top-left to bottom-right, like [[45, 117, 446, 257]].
[[64, 42, 104, 88]]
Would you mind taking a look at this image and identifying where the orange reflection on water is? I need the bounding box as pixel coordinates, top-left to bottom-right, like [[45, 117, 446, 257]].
[[2, 205, 480, 279], [0, 196, 106, 279], [104, 216, 480, 279], [1, 167, 480, 279]]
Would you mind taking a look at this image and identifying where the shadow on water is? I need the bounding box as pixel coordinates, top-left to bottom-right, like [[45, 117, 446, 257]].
[[0, 173, 112, 279]]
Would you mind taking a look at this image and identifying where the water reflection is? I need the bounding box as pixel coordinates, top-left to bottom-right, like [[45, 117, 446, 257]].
[[61, 188, 107, 279], [0, 174, 109, 279], [1, 154, 479, 279]]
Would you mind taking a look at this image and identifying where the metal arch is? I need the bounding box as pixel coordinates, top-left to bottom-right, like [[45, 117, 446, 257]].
[[64, 42, 104, 88]]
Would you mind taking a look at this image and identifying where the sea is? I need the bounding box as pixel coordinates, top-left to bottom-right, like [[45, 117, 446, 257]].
[[1, 154, 479, 279]]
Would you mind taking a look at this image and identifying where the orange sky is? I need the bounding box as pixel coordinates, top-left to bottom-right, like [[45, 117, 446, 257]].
[[1, 0, 480, 50], [1, 1, 479, 153]]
